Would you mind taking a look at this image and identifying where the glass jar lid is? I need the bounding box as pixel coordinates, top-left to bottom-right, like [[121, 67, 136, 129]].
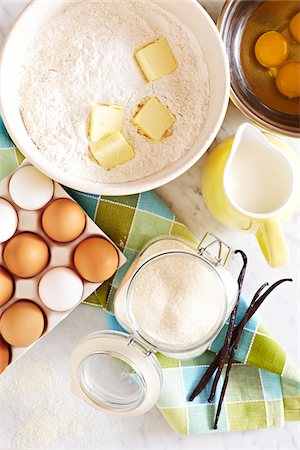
[[69, 331, 162, 416]]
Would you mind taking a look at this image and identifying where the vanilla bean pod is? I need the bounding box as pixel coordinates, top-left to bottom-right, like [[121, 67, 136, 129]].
[[189, 278, 292, 402], [208, 250, 248, 403], [213, 278, 292, 429], [212, 283, 269, 429]]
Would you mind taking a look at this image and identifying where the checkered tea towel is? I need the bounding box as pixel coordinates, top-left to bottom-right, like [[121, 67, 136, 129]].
[[0, 117, 299, 435]]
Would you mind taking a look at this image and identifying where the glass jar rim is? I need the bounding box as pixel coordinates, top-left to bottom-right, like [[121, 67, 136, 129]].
[[78, 349, 147, 412], [69, 330, 163, 416], [125, 249, 229, 357]]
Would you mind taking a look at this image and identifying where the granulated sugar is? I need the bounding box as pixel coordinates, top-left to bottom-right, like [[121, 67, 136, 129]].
[[131, 253, 224, 347], [19, 0, 209, 183]]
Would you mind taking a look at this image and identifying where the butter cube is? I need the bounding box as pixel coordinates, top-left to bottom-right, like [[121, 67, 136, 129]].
[[90, 131, 134, 170], [132, 97, 175, 141], [135, 37, 177, 81], [89, 104, 125, 142]]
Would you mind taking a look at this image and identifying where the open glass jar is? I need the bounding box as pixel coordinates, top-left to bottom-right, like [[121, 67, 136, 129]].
[[69, 233, 238, 416]]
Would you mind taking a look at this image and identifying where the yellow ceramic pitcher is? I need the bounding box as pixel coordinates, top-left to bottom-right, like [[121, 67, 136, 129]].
[[202, 123, 300, 268]]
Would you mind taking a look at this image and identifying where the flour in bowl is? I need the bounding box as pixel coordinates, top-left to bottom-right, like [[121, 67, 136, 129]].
[[19, 0, 209, 183]]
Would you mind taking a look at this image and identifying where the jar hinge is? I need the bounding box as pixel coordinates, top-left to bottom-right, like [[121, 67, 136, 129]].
[[127, 334, 156, 357], [197, 232, 233, 267]]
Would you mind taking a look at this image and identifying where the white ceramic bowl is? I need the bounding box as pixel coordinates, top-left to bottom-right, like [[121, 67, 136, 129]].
[[0, 0, 229, 195]]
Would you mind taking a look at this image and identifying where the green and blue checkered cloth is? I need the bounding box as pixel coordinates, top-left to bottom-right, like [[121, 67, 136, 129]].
[[0, 117, 299, 434]]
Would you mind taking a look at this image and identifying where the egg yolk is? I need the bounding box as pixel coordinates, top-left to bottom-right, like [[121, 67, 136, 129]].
[[255, 31, 289, 68], [276, 61, 300, 98], [290, 12, 300, 43]]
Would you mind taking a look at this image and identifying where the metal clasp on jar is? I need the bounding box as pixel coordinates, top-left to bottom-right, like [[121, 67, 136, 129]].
[[127, 334, 156, 358], [197, 232, 232, 267]]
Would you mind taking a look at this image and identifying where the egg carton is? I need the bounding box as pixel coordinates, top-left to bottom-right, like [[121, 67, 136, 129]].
[[0, 162, 126, 372]]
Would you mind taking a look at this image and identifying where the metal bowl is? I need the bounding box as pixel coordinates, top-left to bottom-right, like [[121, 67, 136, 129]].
[[218, 0, 300, 138]]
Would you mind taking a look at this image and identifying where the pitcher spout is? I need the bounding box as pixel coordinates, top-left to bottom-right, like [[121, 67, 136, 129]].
[[224, 122, 294, 217], [226, 122, 286, 161]]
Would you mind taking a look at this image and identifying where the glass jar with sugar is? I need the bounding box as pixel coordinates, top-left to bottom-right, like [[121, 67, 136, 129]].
[[69, 233, 239, 416]]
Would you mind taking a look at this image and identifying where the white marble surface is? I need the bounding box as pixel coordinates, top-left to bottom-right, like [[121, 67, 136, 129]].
[[0, 1, 299, 449]]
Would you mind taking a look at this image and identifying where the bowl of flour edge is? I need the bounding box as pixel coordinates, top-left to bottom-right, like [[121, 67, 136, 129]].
[[0, 0, 230, 195]]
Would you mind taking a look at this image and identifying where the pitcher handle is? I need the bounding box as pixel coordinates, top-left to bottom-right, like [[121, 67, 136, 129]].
[[255, 219, 289, 268]]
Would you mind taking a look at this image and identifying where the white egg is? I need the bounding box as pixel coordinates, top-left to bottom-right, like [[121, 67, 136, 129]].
[[9, 166, 54, 210], [39, 267, 83, 312], [0, 198, 18, 243]]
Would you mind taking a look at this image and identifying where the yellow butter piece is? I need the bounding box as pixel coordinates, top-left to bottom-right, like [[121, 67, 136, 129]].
[[89, 104, 125, 142], [90, 131, 134, 170], [132, 97, 175, 141], [135, 37, 177, 81]]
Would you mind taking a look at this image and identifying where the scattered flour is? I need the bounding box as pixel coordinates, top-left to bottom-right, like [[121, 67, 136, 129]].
[[0, 356, 119, 449], [19, 0, 209, 183]]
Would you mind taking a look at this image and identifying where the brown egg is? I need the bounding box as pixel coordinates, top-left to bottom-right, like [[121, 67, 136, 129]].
[[42, 198, 86, 242], [0, 301, 45, 347], [74, 237, 119, 282], [0, 266, 14, 306], [3, 232, 49, 278], [0, 336, 10, 373]]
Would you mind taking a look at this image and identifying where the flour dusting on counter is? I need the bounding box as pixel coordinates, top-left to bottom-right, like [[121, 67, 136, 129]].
[[19, 0, 209, 183]]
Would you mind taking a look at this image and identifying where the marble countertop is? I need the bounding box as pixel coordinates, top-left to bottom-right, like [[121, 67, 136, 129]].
[[0, 1, 299, 449]]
